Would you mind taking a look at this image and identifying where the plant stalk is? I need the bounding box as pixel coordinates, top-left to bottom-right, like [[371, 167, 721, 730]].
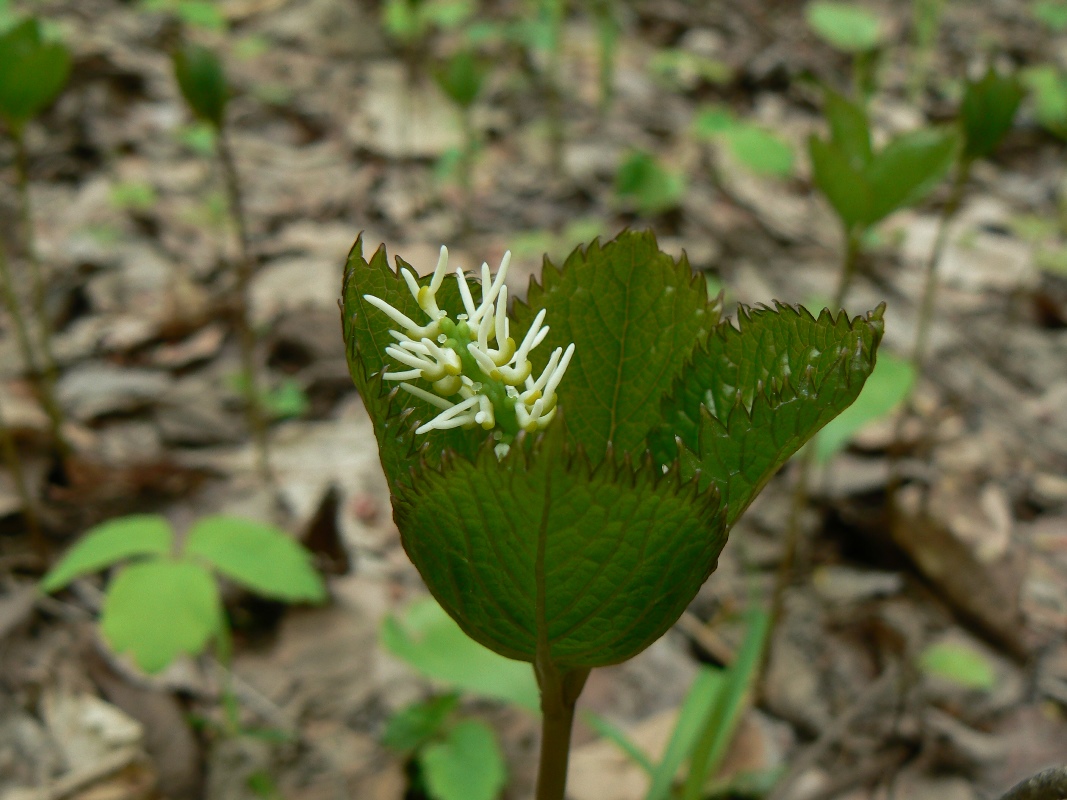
[[910, 158, 970, 372], [543, 0, 565, 176], [10, 133, 70, 460], [215, 128, 272, 485], [833, 226, 863, 310], [459, 107, 475, 235], [535, 658, 590, 800]]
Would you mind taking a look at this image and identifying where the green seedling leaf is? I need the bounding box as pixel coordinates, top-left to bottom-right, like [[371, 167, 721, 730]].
[[176, 0, 226, 31], [960, 68, 1023, 162], [101, 558, 222, 673], [420, 719, 506, 800], [823, 89, 872, 169], [184, 516, 326, 602], [41, 515, 173, 593], [176, 120, 217, 155], [109, 180, 158, 212], [381, 597, 541, 712], [722, 125, 795, 177], [435, 50, 488, 109], [809, 135, 871, 230], [814, 352, 914, 462], [1035, 0, 1067, 31], [917, 641, 997, 691], [396, 422, 726, 668], [654, 304, 884, 527], [173, 43, 228, 129], [263, 379, 310, 420], [806, 1, 883, 53], [643, 666, 726, 800], [383, 694, 461, 753], [615, 151, 687, 215], [681, 606, 771, 800], [0, 17, 71, 132], [648, 49, 732, 91], [1023, 65, 1067, 140], [692, 106, 737, 137], [864, 126, 958, 224], [513, 231, 719, 459]]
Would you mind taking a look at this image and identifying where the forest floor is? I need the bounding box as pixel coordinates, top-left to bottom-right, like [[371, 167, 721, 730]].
[[2, 0, 1067, 799]]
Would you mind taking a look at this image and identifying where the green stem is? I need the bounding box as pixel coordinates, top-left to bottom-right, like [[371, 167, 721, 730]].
[[593, 0, 618, 115], [214, 611, 242, 737], [544, 0, 565, 176], [833, 226, 863, 310], [216, 128, 273, 486], [911, 158, 970, 373], [11, 133, 70, 460], [459, 107, 474, 235], [534, 659, 590, 800]]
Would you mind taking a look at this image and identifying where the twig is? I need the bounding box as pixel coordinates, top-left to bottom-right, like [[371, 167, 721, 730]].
[[215, 128, 272, 485], [996, 766, 1067, 800], [676, 610, 735, 665]]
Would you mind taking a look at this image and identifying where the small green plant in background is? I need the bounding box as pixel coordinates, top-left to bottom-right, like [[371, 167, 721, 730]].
[[383, 0, 474, 81], [808, 88, 958, 306], [909, 0, 945, 100], [586, 0, 620, 114], [648, 49, 732, 94], [589, 605, 773, 800], [615, 151, 687, 215], [40, 514, 326, 673], [693, 106, 796, 179], [173, 42, 274, 483], [0, 16, 73, 467], [342, 229, 883, 799], [1034, 0, 1067, 32], [381, 597, 540, 800], [139, 0, 227, 31], [805, 1, 886, 101], [434, 49, 490, 231], [917, 640, 998, 691]]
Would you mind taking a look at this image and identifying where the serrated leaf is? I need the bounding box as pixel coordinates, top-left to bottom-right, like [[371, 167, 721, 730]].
[[184, 516, 326, 602], [960, 68, 1022, 162], [100, 559, 222, 673], [917, 641, 997, 691], [394, 422, 726, 668], [863, 127, 958, 224], [806, 1, 883, 53], [341, 236, 485, 490], [814, 352, 914, 462], [420, 720, 506, 800], [511, 231, 720, 460], [382, 693, 460, 753], [381, 596, 540, 712], [652, 304, 883, 527], [173, 43, 228, 128], [809, 135, 871, 231], [0, 18, 70, 130], [823, 89, 872, 169], [41, 515, 174, 593]]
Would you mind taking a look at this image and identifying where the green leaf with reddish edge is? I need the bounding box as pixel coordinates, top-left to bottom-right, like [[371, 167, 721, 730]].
[[650, 303, 884, 527], [510, 230, 720, 462], [340, 235, 485, 489], [100, 558, 222, 673], [41, 515, 173, 593], [393, 419, 725, 669]]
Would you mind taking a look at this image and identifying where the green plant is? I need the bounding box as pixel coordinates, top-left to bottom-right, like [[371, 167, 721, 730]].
[[615, 151, 687, 215], [909, 0, 945, 100], [586, 0, 619, 113], [693, 106, 796, 179], [648, 49, 732, 93], [917, 640, 997, 691], [385, 695, 508, 800], [383, 0, 474, 81], [589, 604, 772, 800], [434, 49, 490, 230], [808, 88, 959, 306], [173, 43, 273, 483], [139, 0, 227, 30], [1034, 0, 1067, 31], [0, 17, 72, 462], [911, 67, 1021, 371], [40, 514, 326, 673], [805, 1, 885, 100], [341, 229, 884, 799]]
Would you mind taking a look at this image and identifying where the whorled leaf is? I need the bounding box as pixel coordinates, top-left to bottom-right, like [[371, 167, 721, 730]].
[[651, 303, 884, 527], [393, 420, 726, 669], [41, 515, 173, 593], [511, 231, 721, 462]]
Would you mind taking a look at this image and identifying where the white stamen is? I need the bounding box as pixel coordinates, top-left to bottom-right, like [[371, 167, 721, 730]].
[[400, 382, 455, 410], [455, 269, 478, 319]]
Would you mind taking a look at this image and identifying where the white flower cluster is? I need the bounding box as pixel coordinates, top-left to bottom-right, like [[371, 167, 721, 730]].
[[363, 246, 574, 451]]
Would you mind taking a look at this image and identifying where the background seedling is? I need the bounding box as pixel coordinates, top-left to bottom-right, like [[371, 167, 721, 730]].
[[173, 42, 273, 483], [0, 16, 72, 461], [434, 49, 490, 232], [806, 1, 885, 101], [615, 151, 687, 216], [342, 230, 883, 799], [693, 106, 796, 179], [909, 0, 945, 100], [41, 514, 326, 674]]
